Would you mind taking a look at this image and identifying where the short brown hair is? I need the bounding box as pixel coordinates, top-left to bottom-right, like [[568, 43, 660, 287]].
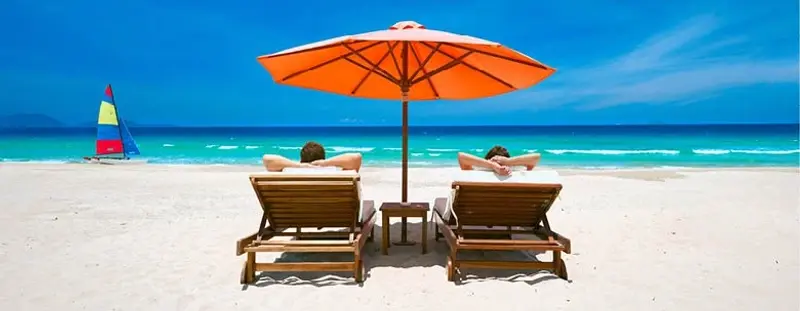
[[300, 141, 326, 163], [484, 145, 510, 160]]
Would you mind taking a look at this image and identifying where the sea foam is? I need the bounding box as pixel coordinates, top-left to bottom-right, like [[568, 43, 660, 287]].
[[545, 149, 681, 155], [327, 146, 375, 152], [693, 149, 800, 155]]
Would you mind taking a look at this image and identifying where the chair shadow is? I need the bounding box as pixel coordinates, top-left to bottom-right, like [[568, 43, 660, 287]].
[[367, 221, 447, 268], [450, 249, 566, 286], [245, 252, 363, 289], [243, 219, 567, 288]]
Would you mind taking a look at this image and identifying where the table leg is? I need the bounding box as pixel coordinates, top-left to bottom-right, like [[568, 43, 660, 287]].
[[422, 214, 428, 254], [393, 216, 416, 246], [381, 213, 389, 255], [401, 217, 408, 242]]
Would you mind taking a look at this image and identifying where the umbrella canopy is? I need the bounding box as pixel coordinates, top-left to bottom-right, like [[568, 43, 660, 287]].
[[257, 21, 555, 202]]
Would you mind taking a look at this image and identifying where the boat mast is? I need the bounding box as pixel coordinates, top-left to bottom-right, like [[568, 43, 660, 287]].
[[109, 84, 127, 158]]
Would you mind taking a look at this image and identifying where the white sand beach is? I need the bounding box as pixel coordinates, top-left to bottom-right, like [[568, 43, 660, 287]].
[[0, 163, 798, 311]]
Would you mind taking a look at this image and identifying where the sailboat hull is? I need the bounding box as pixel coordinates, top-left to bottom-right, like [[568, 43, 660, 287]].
[[84, 157, 148, 165]]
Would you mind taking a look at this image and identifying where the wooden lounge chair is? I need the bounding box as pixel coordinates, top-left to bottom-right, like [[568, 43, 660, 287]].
[[235, 172, 376, 284], [432, 172, 572, 282]]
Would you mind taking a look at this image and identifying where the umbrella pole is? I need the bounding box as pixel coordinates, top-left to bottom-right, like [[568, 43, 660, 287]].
[[394, 42, 415, 246], [401, 99, 408, 203], [394, 90, 416, 246]]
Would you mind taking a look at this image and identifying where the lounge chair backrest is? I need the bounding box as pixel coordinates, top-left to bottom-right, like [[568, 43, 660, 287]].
[[249, 173, 361, 231], [450, 181, 562, 227]]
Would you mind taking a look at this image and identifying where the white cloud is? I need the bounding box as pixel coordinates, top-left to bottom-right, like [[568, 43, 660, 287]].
[[497, 14, 799, 111]]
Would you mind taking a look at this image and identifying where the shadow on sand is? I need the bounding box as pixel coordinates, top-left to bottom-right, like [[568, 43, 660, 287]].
[[242, 220, 567, 289]]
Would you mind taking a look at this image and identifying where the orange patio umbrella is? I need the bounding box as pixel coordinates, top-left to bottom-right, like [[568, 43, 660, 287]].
[[257, 21, 555, 203]]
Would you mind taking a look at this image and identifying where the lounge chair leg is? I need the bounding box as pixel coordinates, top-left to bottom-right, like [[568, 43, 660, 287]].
[[446, 256, 457, 282], [240, 260, 247, 284], [557, 259, 568, 280], [553, 251, 568, 280], [434, 222, 439, 241], [245, 252, 256, 284], [354, 257, 364, 283]]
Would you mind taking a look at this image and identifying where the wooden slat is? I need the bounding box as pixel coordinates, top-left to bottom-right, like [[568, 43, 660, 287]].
[[455, 210, 543, 218], [269, 221, 352, 228], [457, 260, 554, 270], [457, 243, 565, 251], [268, 206, 356, 213], [256, 181, 356, 187], [270, 213, 355, 219], [254, 262, 354, 272], [255, 240, 353, 246], [259, 190, 355, 198], [236, 232, 258, 256], [244, 244, 356, 253], [458, 193, 556, 199], [460, 238, 558, 246], [456, 219, 538, 227], [264, 200, 358, 211]]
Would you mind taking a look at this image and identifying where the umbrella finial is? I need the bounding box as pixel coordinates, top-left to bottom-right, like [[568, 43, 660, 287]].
[[389, 21, 425, 30]]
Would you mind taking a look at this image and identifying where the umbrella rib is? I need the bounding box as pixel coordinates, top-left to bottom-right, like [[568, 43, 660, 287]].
[[341, 57, 397, 83], [350, 41, 400, 95], [409, 51, 474, 86], [386, 41, 402, 80], [440, 42, 550, 70], [409, 43, 440, 98], [343, 43, 401, 85], [419, 42, 514, 89], [258, 42, 344, 60], [280, 41, 384, 82], [408, 42, 442, 82]]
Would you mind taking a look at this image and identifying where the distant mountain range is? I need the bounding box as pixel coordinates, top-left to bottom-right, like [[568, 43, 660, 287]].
[[0, 114, 65, 128], [0, 114, 172, 128]]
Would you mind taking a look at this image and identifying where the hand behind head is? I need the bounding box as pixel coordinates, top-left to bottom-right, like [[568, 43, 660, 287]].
[[493, 165, 512, 176], [490, 155, 509, 165]]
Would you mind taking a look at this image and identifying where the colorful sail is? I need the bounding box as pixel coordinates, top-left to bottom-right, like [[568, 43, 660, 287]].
[[95, 85, 140, 156], [119, 118, 140, 155]]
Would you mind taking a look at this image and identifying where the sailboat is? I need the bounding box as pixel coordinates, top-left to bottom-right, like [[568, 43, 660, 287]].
[[83, 84, 147, 165]]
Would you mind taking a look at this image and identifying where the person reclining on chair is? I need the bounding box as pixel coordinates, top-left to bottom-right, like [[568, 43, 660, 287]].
[[457, 145, 540, 176], [262, 141, 363, 172]]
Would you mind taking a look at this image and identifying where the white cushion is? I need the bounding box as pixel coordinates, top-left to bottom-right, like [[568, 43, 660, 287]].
[[454, 169, 561, 184], [280, 167, 357, 175]]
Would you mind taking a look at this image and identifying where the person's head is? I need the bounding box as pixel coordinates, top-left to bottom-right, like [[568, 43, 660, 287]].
[[484, 145, 510, 160], [300, 141, 326, 163]]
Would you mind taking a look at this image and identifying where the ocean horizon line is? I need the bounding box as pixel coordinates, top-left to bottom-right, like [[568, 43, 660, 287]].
[[2, 122, 798, 130]]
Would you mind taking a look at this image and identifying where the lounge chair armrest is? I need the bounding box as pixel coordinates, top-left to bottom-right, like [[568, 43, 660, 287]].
[[361, 200, 376, 223], [433, 197, 448, 217], [433, 197, 460, 228]]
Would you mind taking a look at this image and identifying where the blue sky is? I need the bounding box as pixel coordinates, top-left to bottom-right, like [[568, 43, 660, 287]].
[[0, 0, 798, 126]]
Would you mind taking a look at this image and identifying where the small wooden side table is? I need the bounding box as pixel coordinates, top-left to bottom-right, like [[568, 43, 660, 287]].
[[380, 202, 430, 255]]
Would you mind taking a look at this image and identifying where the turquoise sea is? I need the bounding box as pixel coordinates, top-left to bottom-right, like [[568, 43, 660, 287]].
[[0, 125, 798, 168]]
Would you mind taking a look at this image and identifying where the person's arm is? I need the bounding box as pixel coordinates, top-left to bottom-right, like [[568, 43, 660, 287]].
[[458, 152, 493, 170], [503, 153, 541, 170], [458, 152, 511, 175], [261, 154, 312, 172], [313, 153, 363, 172]]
